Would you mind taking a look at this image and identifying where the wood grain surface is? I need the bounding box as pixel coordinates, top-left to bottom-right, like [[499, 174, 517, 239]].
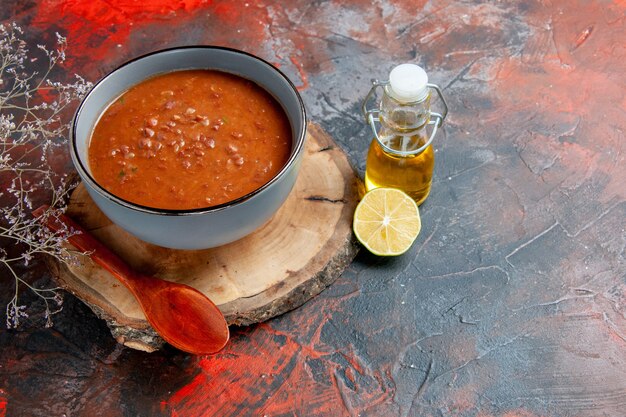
[[49, 123, 360, 351]]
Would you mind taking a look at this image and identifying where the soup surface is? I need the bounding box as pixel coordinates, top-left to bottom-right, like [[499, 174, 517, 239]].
[[88, 70, 292, 210]]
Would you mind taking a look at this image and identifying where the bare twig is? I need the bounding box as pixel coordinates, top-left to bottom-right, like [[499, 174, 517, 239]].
[[0, 23, 92, 328]]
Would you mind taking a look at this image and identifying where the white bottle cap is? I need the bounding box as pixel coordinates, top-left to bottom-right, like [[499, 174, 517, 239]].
[[388, 63, 429, 102]]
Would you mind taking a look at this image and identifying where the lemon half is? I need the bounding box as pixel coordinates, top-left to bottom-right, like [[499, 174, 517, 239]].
[[353, 188, 421, 256]]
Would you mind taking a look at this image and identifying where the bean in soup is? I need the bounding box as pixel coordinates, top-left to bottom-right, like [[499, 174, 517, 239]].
[[88, 70, 292, 210]]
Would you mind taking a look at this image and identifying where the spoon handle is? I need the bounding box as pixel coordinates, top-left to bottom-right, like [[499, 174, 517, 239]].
[[33, 205, 138, 287]]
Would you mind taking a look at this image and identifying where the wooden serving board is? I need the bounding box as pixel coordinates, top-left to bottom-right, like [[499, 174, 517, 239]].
[[49, 123, 360, 352]]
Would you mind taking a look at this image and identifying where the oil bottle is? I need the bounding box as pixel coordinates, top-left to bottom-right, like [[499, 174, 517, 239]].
[[362, 64, 448, 205]]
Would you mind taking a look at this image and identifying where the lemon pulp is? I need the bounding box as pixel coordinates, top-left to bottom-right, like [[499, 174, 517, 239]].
[[353, 187, 421, 256]]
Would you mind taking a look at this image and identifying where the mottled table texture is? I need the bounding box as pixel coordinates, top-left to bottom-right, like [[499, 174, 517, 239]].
[[1, 1, 625, 416]]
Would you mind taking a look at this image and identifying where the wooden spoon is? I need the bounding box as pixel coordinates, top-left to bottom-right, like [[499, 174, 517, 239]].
[[34, 206, 230, 355]]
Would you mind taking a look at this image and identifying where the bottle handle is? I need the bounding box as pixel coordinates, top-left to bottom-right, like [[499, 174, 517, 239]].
[[361, 79, 386, 123], [367, 113, 443, 157], [362, 81, 448, 157], [426, 83, 448, 125]]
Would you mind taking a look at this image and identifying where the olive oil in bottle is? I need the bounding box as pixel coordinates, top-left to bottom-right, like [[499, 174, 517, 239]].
[[365, 132, 434, 205], [362, 64, 447, 206]]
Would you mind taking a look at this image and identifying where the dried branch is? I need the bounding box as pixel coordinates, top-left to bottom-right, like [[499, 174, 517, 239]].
[[0, 23, 92, 328]]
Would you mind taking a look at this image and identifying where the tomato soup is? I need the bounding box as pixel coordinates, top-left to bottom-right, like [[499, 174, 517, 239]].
[[88, 70, 292, 210]]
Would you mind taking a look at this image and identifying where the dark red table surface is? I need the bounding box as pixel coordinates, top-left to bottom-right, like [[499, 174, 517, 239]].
[[1, 1, 625, 416]]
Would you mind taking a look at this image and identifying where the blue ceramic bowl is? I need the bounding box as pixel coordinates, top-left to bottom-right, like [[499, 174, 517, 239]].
[[71, 47, 307, 249]]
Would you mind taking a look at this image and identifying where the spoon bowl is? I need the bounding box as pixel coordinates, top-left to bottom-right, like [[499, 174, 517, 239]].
[[138, 277, 230, 354]]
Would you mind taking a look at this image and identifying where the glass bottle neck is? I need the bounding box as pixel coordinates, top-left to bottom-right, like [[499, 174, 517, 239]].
[[379, 87, 432, 133]]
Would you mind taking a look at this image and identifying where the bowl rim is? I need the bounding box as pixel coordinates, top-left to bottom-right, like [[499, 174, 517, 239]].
[[71, 45, 307, 216]]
